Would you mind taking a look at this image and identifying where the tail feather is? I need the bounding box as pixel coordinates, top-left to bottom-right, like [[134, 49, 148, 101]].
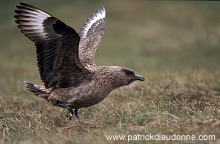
[[24, 81, 51, 99]]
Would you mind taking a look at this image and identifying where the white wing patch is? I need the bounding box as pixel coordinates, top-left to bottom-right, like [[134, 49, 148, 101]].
[[15, 3, 51, 39], [79, 6, 106, 40]]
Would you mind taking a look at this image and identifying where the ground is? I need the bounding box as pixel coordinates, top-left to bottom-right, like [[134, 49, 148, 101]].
[[0, 1, 220, 144]]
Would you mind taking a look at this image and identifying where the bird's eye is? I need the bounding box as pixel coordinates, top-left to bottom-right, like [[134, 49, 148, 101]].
[[122, 69, 134, 76], [127, 71, 134, 75]]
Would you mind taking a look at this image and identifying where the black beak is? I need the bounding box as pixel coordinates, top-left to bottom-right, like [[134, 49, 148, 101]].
[[134, 74, 145, 81]]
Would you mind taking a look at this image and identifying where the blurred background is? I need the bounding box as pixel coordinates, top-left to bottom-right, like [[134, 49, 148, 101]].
[[0, 1, 220, 143], [0, 0, 220, 84]]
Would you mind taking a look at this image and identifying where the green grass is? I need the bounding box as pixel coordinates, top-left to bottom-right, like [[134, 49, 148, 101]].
[[0, 1, 220, 144]]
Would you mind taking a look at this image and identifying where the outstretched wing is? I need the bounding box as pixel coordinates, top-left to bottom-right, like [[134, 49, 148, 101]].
[[14, 2, 90, 88], [78, 6, 106, 69]]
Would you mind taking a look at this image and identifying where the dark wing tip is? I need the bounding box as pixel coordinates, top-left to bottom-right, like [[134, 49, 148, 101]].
[[99, 6, 106, 13], [97, 6, 106, 17], [19, 2, 27, 5], [15, 2, 29, 9], [18, 2, 33, 8], [14, 9, 21, 14]]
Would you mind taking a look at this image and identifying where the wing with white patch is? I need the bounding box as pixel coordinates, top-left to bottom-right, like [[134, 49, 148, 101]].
[[78, 6, 106, 69], [14, 3, 59, 42], [14, 2, 90, 89]]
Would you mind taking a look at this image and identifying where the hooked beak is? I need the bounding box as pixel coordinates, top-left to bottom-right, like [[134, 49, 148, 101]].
[[134, 74, 145, 81]]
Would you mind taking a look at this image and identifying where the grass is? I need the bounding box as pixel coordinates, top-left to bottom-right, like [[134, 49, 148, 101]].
[[0, 0, 220, 144]]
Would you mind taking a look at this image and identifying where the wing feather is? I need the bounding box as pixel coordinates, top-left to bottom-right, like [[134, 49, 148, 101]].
[[14, 2, 90, 88], [79, 6, 106, 69]]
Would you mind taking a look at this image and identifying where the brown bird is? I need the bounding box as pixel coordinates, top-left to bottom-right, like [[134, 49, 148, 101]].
[[14, 2, 145, 119]]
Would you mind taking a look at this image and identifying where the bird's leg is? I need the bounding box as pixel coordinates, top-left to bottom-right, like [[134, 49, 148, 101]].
[[74, 108, 79, 119], [53, 100, 74, 119], [66, 109, 80, 119]]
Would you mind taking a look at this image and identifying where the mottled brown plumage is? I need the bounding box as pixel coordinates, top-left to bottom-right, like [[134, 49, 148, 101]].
[[14, 2, 145, 119]]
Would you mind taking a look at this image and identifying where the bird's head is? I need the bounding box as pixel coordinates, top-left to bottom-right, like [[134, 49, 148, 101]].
[[120, 67, 145, 85], [102, 66, 145, 89]]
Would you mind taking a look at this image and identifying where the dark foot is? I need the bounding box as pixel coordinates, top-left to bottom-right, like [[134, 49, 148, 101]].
[[53, 100, 74, 119], [53, 100, 80, 119], [67, 108, 79, 119], [66, 111, 74, 120]]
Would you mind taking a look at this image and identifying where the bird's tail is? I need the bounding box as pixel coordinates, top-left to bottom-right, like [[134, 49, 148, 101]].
[[24, 81, 51, 99]]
